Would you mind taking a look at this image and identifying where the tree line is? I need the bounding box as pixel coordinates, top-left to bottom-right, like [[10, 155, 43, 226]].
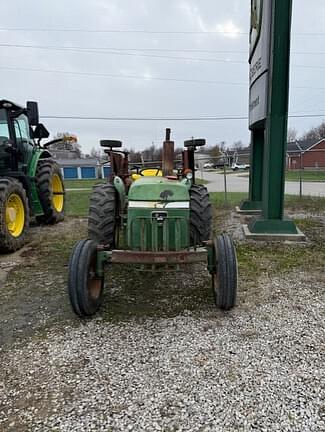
[[48, 121, 325, 161]]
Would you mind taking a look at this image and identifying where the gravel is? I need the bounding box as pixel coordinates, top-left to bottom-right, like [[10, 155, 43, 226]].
[[1, 271, 324, 432]]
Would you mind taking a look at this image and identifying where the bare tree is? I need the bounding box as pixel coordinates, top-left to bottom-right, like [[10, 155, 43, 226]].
[[287, 127, 298, 142], [301, 122, 325, 141], [90, 147, 103, 159], [232, 140, 243, 151]]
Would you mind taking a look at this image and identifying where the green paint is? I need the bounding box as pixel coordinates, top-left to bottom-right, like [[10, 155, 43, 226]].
[[27, 150, 48, 216], [113, 176, 126, 212], [240, 129, 264, 211], [128, 177, 189, 202], [96, 250, 111, 277], [243, 0, 299, 235], [127, 208, 189, 251], [248, 218, 298, 234]]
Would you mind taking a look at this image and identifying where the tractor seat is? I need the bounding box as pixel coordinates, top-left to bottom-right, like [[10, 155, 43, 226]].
[[131, 167, 162, 181]]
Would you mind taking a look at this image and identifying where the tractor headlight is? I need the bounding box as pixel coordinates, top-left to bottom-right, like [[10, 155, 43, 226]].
[[186, 171, 193, 181]]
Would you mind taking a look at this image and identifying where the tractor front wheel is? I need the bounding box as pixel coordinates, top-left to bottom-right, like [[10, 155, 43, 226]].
[[36, 159, 65, 224], [0, 178, 30, 252], [211, 233, 237, 310], [68, 239, 104, 317]]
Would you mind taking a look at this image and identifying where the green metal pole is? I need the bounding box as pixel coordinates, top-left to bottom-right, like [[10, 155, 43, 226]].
[[249, 0, 298, 234], [240, 129, 264, 211]]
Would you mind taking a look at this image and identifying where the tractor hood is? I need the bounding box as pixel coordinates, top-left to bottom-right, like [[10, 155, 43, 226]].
[[128, 176, 189, 202]]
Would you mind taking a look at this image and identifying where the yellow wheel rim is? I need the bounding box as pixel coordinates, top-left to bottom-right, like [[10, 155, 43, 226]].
[[5, 193, 25, 238], [52, 173, 64, 212]]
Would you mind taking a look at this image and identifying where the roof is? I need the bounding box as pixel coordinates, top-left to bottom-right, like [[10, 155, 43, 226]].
[[0, 99, 24, 111], [55, 158, 99, 166], [287, 139, 317, 154]]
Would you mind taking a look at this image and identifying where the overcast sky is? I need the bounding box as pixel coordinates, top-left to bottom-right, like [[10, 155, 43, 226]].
[[1, 0, 325, 153]]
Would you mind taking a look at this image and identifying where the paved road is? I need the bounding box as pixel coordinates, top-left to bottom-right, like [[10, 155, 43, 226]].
[[201, 171, 325, 197]]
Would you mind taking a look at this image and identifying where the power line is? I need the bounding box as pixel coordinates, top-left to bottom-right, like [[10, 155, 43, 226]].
[[39, 113, 325, 121], [2, 27, 325, 36], [0, 66, 247, 86], [3, 65, 325, 91], [0, 43, 247, 54], [0, 43, 247, 65], [2, 43, 325, 69], [0, 27, 248, 35]]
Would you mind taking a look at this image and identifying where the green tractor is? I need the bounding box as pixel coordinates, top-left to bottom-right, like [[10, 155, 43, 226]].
[[68, 129, 237, 316], [0, 100, 65, 252]]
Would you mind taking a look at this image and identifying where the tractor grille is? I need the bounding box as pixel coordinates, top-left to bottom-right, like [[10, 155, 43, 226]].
[[128, 211, 189, 252]]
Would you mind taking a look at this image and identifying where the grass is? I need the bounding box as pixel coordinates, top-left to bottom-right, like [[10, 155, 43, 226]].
[[65, 187, 325, 219], [196, 177, 209, 185], [285, 170, 325, 182], [64, 179, 103, 189], [65, 190, 91, 217]]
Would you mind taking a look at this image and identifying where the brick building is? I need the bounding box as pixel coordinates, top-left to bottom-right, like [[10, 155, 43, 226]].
[[287, 139, 325, 169]]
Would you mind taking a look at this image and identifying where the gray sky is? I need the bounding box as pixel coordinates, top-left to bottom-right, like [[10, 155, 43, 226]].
[[1, 0, 325, 153]]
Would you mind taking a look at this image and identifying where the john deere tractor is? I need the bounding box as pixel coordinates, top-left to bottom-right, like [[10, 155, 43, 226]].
[[0, 99, 65, 252], [68, 129, 237, 316]]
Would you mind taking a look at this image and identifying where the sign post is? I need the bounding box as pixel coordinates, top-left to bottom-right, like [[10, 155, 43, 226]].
[[241, 0, 301, 236]]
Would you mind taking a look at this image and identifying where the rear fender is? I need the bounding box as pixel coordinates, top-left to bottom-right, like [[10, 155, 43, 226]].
[[113, 176, 126, 214]]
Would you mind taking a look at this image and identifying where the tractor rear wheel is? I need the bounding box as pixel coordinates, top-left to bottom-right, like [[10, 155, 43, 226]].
[[212, 233, 237, 310], [88, 183, 118, 247], [36, 159, 65, 224], [189, 184, 212, 245], [0, 178, 30, 252], [68, 239, 104, 317]]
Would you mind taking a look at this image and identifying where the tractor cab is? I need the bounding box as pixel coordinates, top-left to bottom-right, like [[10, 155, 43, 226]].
[[0, 99, 65, 253], [0, 100, 50, 174]]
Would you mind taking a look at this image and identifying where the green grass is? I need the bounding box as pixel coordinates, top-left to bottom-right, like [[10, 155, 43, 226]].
[[285, 170, 325, 182], [195, 177, 209, 185], [65, 190, 91, 217], [64, 179, 103, 189], [210, 192, 247, 208]]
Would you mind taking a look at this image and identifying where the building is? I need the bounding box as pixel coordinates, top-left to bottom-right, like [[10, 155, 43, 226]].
[[287, 139, 325, 169], [56, 158, 102, 179]]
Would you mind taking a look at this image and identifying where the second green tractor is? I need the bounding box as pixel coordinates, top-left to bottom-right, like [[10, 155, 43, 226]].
[[0, 99, 65, 253], [68, 129, 238, 316]]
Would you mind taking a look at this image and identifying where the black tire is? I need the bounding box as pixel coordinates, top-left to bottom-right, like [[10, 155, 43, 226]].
[[0, 178, 30, 253], [212, 234, 237, 310], [36, 159, 65, 224], [189, 184, 212, 245], [68, 239, 104, 317], [88, 183, 117, 247]]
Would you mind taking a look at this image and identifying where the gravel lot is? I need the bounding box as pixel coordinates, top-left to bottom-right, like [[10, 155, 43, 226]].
[[0, 215, 324, 431]]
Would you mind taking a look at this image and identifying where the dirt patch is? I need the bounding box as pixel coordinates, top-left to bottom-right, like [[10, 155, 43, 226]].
[[0, 218, 87, 346]]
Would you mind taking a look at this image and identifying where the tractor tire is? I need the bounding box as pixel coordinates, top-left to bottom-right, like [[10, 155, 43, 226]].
[[189, 184, 212, 245], [212, 233, 237, 310], [0, 177, 30, 253], [88, 183, 117, 247], [36, 159, 65, 224], [68, 239, 104, 317]]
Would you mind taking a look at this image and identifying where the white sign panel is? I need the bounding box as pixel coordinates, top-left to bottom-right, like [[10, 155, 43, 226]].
[[249, 0, 272, 128]]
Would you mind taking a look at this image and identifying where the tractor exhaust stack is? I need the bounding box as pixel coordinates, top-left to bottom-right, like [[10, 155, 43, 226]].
[[162, 128, 174, 176]]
